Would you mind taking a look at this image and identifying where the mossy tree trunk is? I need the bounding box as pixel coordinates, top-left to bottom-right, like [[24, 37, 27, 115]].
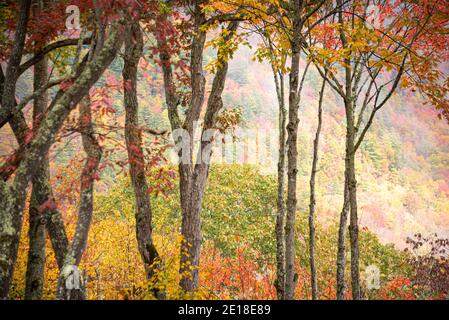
[[24, 50, 49, 300], [56, 94, 102, 300], [123, 22, 165, 299]]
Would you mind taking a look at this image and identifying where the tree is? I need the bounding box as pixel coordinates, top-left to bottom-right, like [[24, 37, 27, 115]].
[[123, 21, 165, 299], [231, 0, 332, 299], [0, 7, 125, 297], [306, 0, 449, 299], [308, 74, 327, 300], [156, 1, 241, 292]]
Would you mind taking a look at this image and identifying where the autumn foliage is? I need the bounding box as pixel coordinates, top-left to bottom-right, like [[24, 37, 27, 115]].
[[0, 0, 448, 301]]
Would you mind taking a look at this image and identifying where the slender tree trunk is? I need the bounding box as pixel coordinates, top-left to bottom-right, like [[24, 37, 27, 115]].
[[56, 96, 102, 300], [274, 71, 286, 300], [337, 133, 361, 302], [155, 11, 194, 291], [55, 23, 108, 298], [123, 22, 165, 299], [179, 21, 238, 291], [24, 54, 49, 300], [348, 151, 360, 299], [25, 176, 47, 300], [284, 45, 300, 301], [309, 77, 326, 300], [55, 22, 122, 300], [284, 3, 308, 297], [341, 96, 361, 300], [24, 183, 46, 300], [0, 0, 31, 123], [336, 175, 349, 300], [335, 0, 361, 300], [46, 209, 69, 270], [0, 62, 29, 150], [336, 106, 362, 301]]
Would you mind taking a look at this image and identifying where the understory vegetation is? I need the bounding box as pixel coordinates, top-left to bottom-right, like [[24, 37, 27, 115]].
[[10, 165, 446, 300]]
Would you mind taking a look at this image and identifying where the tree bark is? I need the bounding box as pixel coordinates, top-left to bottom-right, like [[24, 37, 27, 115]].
[[284, 2, 306, 298], [24, 52, 49, 300], [274, 70, 286, 300], [338, 100, 360, 300], [123, 22, 165, 299], [0, 0, 31, 180], [309, 77, 326, 300], [56, 95, 102, 300], [55, 20, 112, 299], [284, 67, 299, 298], [336, 0, 361, 299], [337, 95, 361, 301], [336, 174, 349, 300], [348, 148, 360, 299]]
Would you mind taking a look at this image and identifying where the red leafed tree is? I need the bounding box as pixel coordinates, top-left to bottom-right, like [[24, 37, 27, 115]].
[[0, 0, 128, 299], [154, 1, 241, 292], [305, 0, 449, 299]]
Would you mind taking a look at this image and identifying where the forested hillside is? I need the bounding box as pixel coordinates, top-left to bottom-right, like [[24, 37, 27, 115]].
[[222, 46, 449, 246], [9, 44, 447, 247]]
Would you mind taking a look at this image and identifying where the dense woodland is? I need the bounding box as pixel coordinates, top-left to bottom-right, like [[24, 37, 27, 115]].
[[0, 0, 448, 300]]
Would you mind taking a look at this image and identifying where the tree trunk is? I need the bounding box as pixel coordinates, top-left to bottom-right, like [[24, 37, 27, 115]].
[[1, 40, 67, 301], [336, 111, 358, 301], [336, 174, 349, 300], [179, 183, 201, 292], [25, 177, 47, 300], [348, 151, 360, 299], [309, 77, 326, 300], [0, 0, 31, 125], [274, 70, 286, 300], [2, 61, 69, 271], [55, 21, 113, 298], [177, 5, 207, 293], [56, 96, 102, 300], [284, 55, 299, 301], [123, 22, 165, 299], [0, 1, 31, 298], [284, 5, 306, 297], [341, 96, 361, 300], [337, 134, 361, 302], [24, 53, 48, 300], [156, 11, 238, 292], [179, 21, 239, 292], [335, 0, 361, 300]]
